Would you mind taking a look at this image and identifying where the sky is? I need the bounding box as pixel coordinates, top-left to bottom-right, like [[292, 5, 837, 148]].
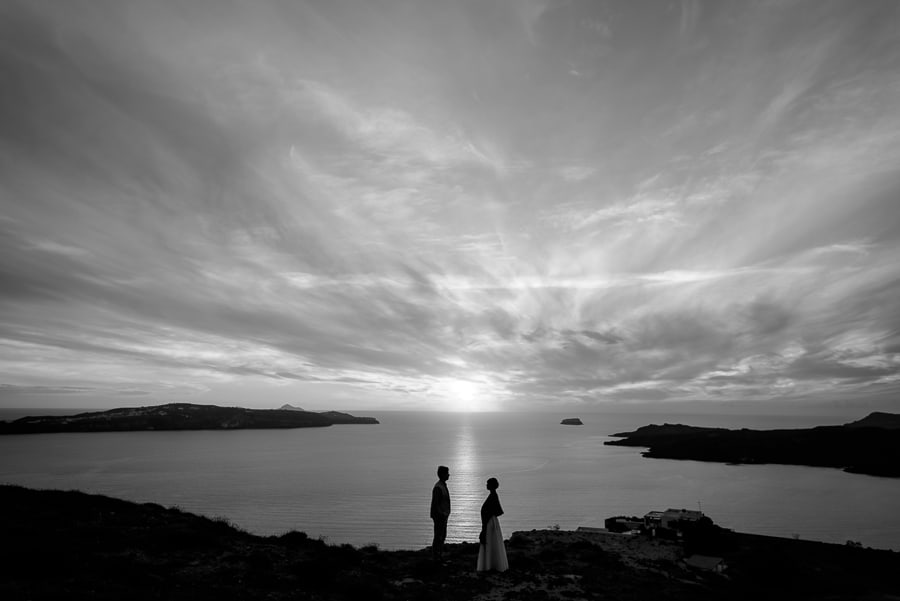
[[1, 0, 900, 414]]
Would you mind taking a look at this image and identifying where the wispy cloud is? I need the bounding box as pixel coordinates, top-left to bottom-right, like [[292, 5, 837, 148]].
[[1, 0, 899, 412]]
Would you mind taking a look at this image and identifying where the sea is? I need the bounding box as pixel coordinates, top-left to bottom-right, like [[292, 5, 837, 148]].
[[1, 410, 898, 551]]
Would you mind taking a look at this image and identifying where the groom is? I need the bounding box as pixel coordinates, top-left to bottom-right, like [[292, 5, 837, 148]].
[[430, 465, 451, 563]]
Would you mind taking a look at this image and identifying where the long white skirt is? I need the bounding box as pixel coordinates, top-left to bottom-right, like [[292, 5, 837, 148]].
[[476, 516, 509, 572]]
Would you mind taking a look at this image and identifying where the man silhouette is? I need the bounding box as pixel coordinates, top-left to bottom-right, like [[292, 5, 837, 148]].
[[430, 465, 451, 563]]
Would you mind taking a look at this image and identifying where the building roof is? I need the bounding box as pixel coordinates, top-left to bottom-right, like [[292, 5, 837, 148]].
[[685, 555, 725, 570], [663, 508, 704, 520]]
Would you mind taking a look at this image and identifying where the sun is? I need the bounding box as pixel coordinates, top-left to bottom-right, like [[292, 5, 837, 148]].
[[445, 379, 483, 412]]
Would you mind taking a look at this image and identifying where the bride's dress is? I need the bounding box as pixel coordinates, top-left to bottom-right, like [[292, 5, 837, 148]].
[[476, 515, 508, 572]]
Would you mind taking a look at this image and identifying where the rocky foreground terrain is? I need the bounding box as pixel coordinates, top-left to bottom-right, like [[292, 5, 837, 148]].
[[2, 485, 899, 600]]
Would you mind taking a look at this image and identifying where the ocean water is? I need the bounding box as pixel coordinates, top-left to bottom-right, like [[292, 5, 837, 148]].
[[1, 410, 898, 551]]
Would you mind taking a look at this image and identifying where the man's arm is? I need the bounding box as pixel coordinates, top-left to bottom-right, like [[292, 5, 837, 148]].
[[430, 485, 441, 519]]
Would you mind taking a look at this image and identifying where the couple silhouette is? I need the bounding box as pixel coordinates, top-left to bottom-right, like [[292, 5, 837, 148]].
[[430, 465, 509, 572]]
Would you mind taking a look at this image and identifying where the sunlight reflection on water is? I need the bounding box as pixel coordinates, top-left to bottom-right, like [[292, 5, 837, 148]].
[[1, 411, 897, 550], [450, 417, 484, 541]]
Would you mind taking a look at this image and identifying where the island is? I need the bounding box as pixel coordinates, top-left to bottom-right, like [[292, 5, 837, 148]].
[[3, 484, 899, 600], [0, 403, 378, 435], [560, 417, 583, 425], [604, 412, 900, 478]]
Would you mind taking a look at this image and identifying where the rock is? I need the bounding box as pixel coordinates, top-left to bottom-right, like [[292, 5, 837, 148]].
[[561, 418, 583, 425]]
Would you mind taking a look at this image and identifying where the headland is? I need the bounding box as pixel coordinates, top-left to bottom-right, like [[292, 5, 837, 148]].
[[0, 403, 378, 435], [605, 412, 900, 477]]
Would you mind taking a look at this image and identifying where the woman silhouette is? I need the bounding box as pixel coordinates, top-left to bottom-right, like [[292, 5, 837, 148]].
[[476, 477, 509, 572]]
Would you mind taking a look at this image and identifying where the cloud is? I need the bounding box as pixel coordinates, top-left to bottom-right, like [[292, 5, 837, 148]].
[[579, 330, 623, 345], [558, 165, 596, 182], [294, 80, 500, 171], [739, 298, 792, 336], [0, 384, 148, 396], [1, 0, 899, 410]]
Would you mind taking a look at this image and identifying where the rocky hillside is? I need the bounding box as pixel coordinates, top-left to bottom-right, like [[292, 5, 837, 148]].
[[843, 411, 900, 429], [2, 485, 898, 600]]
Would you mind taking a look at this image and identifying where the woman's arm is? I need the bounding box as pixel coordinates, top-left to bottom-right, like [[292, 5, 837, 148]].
[[493, 493, 504, 518], [479, 495, 493, 544], [481, 493, 503, 526]]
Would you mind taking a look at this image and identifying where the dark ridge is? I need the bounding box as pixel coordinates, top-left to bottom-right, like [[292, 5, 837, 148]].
[[319, 410, 380, 424], [2, 485, 899, 600], [0, 402, 378, 435], [843, 411, 900, 429], [605, 413, 900, 478]]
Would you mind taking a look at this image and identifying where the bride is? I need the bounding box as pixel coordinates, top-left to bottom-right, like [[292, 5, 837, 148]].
[[477, 477, 509, 572]]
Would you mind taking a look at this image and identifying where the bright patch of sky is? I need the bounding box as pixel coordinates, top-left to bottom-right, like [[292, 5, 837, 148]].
[[1, 0, 899, 413]]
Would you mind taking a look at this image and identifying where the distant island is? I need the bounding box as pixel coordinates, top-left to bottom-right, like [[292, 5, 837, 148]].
[[278, 403, 306, 411], [0, 403, 378, 435], [561, 417, 583, 425], [605, 412, 900, 478]]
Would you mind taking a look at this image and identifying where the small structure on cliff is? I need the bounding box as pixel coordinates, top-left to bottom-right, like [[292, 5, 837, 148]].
[[659, 508, 705, 529], [684, 554, 727, 573], [604, 516, 644, 533]]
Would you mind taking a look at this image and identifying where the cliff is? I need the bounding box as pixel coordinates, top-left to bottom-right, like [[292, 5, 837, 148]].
[[843, 411, 900, 429], [605, 412, 900, 477], [2, 485, 898, 601], [0, 403, 378, 435], [319, 410, 379, 424]]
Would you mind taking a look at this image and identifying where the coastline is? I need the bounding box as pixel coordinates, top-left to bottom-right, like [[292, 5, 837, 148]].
[[0, 403, 379, 435], [2, 410, 898, 552], [605, 413, 900, 478], [3, 485, 899, 600]]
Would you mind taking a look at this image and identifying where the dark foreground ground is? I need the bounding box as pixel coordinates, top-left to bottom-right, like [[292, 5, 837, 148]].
[[2, 485, 899, 601]]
